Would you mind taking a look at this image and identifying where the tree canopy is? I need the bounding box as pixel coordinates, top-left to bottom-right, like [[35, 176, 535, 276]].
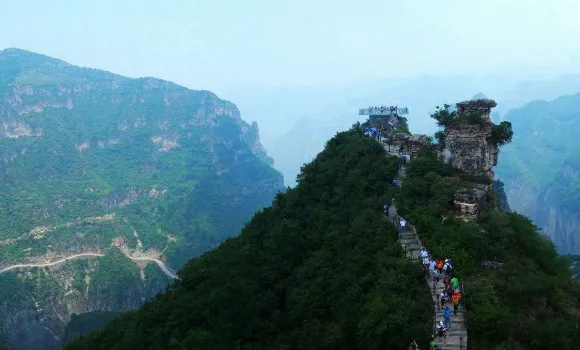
[[66, 131, 433, 350]]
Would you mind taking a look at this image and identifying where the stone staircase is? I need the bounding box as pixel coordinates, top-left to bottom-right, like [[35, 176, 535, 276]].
[[388, 160, 468, 350], [397, 164, 407, 181]]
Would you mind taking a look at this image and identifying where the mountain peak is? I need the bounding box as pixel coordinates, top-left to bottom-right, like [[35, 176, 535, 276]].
[[0, 48, 124, 87], [0, 47, 72, 67]]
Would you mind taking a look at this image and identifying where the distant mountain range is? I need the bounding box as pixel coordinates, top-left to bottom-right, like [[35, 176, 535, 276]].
[[249, 74, 580, 186], [496, 92, 580, 254]]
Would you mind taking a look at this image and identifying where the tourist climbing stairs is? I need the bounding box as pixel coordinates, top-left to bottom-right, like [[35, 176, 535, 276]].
[[387, 155, 468, 350]]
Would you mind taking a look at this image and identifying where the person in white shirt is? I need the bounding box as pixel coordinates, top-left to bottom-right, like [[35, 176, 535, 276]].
[[443, 258, 453, 276], [420, 248, 428, 259], [439, 290, 448, 309], [399, 218, 406, 233]]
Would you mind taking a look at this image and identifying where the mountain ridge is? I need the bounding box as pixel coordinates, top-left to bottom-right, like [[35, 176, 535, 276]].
[[0, 49, 283, 350], [67, 111, 580, 349]]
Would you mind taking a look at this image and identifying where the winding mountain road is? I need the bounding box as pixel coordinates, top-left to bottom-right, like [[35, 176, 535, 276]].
[[0, 253, 178, 279]]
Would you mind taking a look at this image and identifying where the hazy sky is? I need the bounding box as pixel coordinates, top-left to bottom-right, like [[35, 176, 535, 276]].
[[2, 0, 580, 92]]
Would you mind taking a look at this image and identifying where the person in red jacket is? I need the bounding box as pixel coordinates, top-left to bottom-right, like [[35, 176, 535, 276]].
[[451, 292, 462, 315], [436, 259, 443, 274]]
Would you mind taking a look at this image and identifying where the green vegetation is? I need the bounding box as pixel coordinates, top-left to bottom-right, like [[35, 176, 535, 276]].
[[431, 104, 458, 127], [496, 92, 580, 191], [0, 49, 283, 350], [546, 156, 580, 211], [493, 179, 511, 213], [491, 121, 513, 147], [66, 130, 434, 349], [0, 272, 33, 303], [90, 248, 141, 299], [430, 104, 512, 149], [65, 118, 580, 349], [396, 149, 580, 349], [0, 334, 17, 350], [494, 93, 580, 253], [64, 311, 122, 344], [0, 49, 283, 271]]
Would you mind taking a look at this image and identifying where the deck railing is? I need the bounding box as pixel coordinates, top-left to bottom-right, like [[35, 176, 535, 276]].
[[358, 107, 409, 116]]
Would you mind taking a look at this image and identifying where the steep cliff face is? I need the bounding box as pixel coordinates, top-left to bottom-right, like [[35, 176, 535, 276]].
[[533, 157, 580, 253], [444, 99, 499, 183], [494, 93, 580, 254], [0, 49, 283, 350], [0, 251, 169, 350], [493, 179, 511, 213]]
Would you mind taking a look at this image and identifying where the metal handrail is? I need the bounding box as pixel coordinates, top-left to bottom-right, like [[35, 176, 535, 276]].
[[358, 107, 409, 115]]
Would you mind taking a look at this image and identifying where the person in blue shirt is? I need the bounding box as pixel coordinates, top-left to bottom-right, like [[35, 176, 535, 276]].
[[442, 305, 452, 330]]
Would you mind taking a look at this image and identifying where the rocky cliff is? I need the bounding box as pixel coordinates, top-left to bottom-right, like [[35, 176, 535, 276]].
[[0, 250, 169, 349], [495, 93, 580, 254], [444, 99, 499, 183], [439, 99, 504, 219], [532, 157, 580, 254], [493, 179, 511, 213], [0, 48, 283, 350]]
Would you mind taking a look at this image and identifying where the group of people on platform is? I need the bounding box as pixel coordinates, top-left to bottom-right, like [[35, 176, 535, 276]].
[[367, 105, 399, 114]]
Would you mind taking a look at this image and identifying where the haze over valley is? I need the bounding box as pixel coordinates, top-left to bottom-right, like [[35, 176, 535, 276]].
[[2, 1, 580, 349]]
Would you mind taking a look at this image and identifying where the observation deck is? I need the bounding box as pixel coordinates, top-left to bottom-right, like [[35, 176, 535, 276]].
[[359, 106, 409, 116]]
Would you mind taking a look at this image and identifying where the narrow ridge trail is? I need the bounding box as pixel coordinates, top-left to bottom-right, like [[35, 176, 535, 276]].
[[385, 145, 467, 350], [0, 253, 178, 279]]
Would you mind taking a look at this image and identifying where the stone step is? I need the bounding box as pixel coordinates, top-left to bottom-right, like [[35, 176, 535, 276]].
[[401, 244, 420, 250], [436, 332, 468, 340], [405, 248, 419, 253], [433, 341, 467, 350], [434, 320, 466, 327], [390, 206, 468, 350], [434, 334, 468, 341], [433, 309, 466, 317]]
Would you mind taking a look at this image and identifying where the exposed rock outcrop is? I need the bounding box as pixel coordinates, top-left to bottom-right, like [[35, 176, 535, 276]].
[[407, 134, 430, 155], [444, 99, 498, 183], [453, 184, 490, 220], [391, 133, 430, 156], [532, 159, 580, 254], [442, 99, 502, 220], [493, 179, 511, 213]]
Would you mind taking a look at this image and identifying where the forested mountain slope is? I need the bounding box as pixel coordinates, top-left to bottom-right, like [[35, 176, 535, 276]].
[[495, 92, 580, 253], [67, 131, 434, 349], [0, 48, 283, 349], [68, 128, 580, 350]]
